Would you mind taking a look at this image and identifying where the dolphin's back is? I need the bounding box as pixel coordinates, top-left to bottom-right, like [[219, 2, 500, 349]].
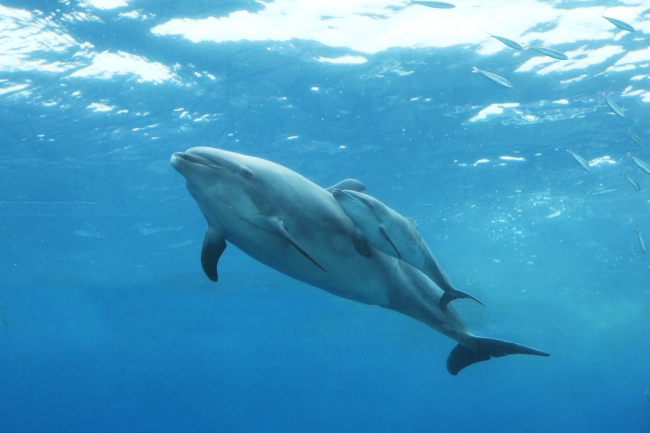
[[334, 190, 484, 308]]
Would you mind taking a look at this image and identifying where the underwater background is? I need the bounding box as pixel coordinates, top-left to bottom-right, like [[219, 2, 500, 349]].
[[1, 0, 650, 431]]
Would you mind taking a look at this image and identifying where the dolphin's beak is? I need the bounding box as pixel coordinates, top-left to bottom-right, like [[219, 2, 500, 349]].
[[170, 152, 185, 172], [171, 152, 224, 170]]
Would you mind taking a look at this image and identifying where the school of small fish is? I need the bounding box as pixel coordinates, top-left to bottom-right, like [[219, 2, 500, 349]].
[[411, 5, 645, 248], [414, 0, 647, 397], [409, 7, 646, 252], [461, 7, 645, 255]]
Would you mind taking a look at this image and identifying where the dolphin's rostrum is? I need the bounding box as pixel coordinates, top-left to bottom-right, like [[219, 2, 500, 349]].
[[171, 147, 549, 375]]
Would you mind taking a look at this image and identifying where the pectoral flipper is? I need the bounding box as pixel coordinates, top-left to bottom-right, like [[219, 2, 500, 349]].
[[202, 225, 227, 282], [266, 217, 327, 272]]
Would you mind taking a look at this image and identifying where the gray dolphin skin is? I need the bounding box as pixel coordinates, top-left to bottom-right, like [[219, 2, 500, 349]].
[[171, 147, 549, 375], [331, 189, 484, 308]]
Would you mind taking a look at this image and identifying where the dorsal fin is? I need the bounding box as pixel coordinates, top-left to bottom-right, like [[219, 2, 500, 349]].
[[326, 179, 366, 193], [439, 289, 486, 309], [201, 226, 227, 282]]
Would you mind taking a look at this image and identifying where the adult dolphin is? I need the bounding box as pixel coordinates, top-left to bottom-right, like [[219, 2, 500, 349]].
[[331, 189, 483, 309], [171, 147, 549, 375]]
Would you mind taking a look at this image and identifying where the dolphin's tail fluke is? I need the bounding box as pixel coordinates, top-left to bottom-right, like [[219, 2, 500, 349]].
[[446, 336, 549, 375]]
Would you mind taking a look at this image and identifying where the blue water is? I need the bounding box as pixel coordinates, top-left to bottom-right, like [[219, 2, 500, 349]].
[[1, 0, 650, 431]]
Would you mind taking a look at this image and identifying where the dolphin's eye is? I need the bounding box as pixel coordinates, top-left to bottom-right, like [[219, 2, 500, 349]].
[[244, 169, 253, 178]]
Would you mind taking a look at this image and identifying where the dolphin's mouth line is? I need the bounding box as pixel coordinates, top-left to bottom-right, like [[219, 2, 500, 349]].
[[173, 152, 230, 172]]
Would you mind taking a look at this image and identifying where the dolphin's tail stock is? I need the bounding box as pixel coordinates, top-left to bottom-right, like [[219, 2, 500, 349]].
[[446, 335, 549, 375]]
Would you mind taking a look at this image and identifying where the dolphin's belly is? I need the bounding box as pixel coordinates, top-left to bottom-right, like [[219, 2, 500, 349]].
[[222, 216, 392, 306], [216, 211, 471, 341]]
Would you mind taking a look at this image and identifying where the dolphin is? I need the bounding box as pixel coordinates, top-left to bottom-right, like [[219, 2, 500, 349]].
[[331, 189, 483, 309], [171, 147, 549, 375]]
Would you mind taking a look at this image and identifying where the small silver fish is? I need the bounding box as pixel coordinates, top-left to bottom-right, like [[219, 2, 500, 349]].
[[627, 151, 650, 175], [411, 1, 455, 8], [487, 33, 523, 50], [472, 67, 512, 88], [603, 16, 635, 32], [629, 128, 645, 147], [569, 149, 590, 172], [635, 227, 647, 253], [528, 45, 568, 60], [603, 92, 625, 117], [621, 173, 641, 191]]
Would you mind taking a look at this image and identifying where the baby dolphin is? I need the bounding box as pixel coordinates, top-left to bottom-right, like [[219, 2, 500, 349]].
[[332, 189, 484, 308]]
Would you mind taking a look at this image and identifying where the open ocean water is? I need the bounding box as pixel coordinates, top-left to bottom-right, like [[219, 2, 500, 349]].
[[1, 0, 650, 431]]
